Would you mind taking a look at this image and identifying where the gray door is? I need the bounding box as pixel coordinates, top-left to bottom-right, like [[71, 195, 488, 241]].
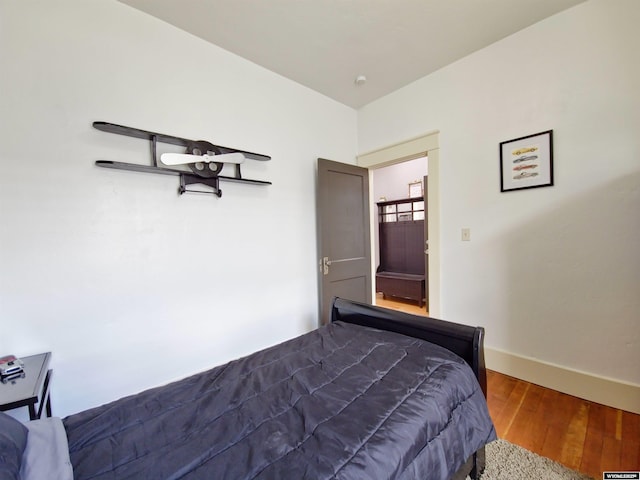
[[317, 158, 372, 324]]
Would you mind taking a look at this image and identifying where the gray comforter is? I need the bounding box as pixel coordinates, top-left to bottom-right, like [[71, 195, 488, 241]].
[[64, 321, 496, 479]]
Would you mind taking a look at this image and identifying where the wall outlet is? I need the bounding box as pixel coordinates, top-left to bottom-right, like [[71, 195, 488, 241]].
[[461, 228, 471, 241]]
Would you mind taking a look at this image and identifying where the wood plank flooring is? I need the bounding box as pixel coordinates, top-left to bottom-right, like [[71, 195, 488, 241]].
[[377, 297, 640, 479], [487, 370, 640, 479], [374, 293, 429, 316]]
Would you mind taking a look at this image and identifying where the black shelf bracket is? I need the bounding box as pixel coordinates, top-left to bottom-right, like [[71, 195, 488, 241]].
[[93, 122, 271, 198], [179, 175, 222, 198]]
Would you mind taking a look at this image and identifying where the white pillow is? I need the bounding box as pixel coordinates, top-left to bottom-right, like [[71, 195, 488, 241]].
[[20, 418, 73, 480]]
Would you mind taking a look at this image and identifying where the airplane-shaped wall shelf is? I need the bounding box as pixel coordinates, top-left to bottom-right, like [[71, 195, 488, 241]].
[[93, 121, 271, 198]]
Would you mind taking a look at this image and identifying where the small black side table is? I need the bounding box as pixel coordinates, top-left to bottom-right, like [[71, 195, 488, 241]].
[[0, 352, 52, 420]]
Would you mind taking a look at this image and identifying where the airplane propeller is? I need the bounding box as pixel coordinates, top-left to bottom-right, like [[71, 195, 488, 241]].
[[160, 152, 246, 166]]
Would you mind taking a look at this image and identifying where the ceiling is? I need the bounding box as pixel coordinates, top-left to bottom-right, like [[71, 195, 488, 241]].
[[118, 0, 586, 109]]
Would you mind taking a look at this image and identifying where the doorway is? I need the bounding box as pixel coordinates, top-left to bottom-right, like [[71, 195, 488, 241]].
[[356, 130, 441, 317], [371, 156, 428, 316]]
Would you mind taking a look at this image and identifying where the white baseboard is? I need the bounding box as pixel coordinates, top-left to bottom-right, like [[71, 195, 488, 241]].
[[485, 347, 640, 415]]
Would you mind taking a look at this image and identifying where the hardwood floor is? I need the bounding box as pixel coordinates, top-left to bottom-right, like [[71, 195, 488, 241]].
[[374, 293, 429, 316], [487, 370, 640, 479], [377, 297, 640, 479]]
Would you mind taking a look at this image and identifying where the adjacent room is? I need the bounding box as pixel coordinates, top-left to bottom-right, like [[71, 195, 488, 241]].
[[372, 157, 430, 314], [1, 0, 638, 479]]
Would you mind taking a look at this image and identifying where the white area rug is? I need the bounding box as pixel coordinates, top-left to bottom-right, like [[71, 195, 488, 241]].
[[470, 439, 594, 480]]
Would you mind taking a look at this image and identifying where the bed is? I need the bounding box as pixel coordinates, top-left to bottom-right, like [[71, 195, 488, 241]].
[[1, 298, 496, 480]]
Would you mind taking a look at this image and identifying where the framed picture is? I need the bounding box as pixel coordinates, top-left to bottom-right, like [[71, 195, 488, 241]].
[[500, 130, 553, 192], [408, 180, 422, 198]]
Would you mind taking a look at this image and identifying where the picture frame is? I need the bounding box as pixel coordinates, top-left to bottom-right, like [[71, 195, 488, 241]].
[[500, 130, 553, 192], [408, 180, 423, 198]]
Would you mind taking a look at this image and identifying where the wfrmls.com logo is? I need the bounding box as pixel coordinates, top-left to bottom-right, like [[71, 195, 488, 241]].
[[604, 473, 640, 480]]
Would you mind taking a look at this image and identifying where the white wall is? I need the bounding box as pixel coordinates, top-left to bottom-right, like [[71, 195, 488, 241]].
[[359, 0, 640, 390], [372, 156, 428, 203], [0, 0, 356, 417]]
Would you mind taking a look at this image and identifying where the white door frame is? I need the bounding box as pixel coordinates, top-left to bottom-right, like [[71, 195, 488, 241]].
[[357, 131, 441, 316]]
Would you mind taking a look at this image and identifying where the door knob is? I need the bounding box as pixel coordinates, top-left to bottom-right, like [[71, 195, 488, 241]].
[[322, 257, 332, 275]]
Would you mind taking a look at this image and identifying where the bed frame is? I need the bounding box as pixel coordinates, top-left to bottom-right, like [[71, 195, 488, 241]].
[[331, 297, 487, 480]]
